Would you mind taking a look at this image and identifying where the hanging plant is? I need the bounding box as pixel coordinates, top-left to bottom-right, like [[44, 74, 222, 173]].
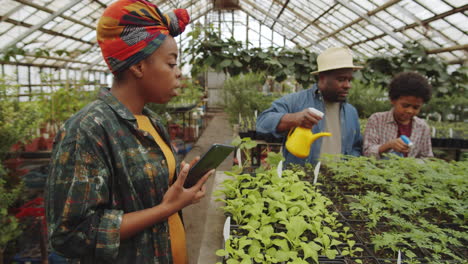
[[183, 26, 318, 89], [357, 42, 467, 98]]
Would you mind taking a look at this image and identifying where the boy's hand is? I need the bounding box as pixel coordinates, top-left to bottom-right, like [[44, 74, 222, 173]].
[[390, 138, 409, 153]]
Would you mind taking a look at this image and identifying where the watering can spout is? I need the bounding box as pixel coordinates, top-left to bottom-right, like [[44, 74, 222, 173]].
[[310, 132, 332, 143]]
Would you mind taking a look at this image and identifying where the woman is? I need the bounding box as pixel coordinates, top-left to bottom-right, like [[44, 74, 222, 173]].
[[45, 1, 211, 263]]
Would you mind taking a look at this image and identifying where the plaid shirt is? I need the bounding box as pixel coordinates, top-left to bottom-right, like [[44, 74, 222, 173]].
[[45, 88, 178, 264], [363, 109, 433, 158]]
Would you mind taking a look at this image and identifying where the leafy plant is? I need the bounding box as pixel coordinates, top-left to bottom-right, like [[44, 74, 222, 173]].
[[356, 42, 467, 98], [0, 75, 43, 159], [423, 95, 468, 122], [231, 136, 258, 172], [33, 75, 98, 131], [321, 155, 468, 263], [216, 158, 361, 263], [183, 25, 318, 89], [0, 74, 42, 262], [0, 176, 23, 260], [222, 72, 281, 126], [2, 45, 89, 62], [167, 78, 204, 108], [347, 79, 389, 119]]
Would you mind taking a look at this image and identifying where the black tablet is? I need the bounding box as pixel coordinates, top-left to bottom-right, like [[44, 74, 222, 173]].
[[184, 144, 235, 188]]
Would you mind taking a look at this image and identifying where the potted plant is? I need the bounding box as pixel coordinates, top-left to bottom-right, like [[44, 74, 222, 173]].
[[34, 75, 98, 144], [0, 74, 43, 264]]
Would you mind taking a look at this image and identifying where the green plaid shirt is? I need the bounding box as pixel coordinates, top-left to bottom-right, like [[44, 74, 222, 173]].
[[46, 88, 178, 263]]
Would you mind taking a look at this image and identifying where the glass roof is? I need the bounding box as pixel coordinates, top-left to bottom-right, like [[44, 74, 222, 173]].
[[0, 0, 466, 74]]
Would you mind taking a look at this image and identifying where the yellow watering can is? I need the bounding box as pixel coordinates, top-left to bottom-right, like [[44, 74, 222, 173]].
[[285, 108, 332, 158]]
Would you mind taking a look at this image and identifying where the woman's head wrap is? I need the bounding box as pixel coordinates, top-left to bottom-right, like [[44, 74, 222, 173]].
[[97, 0, 190, 74]]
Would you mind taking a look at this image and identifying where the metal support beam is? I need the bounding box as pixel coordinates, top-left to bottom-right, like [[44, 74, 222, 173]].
[[155, 0, 170, 5], [251, 12, 297, 47], [259, 18, 261, 47], [349, 4, 468, 48], [427, 44, 468, 54], [1, 0, 82, 54], [400, 4, 467, 31], [392, 3, 458, 46], [335, 0, 405, 43], [307, 0, 403, 48], [246, 14, 249, 48], [218, 10, 221, 35], [262, 2, 275, 25], [271, 0, 290, 29], [232, 10, 235, 38], [0, 16, 95, 46], [447, 59, 467, 65], [297, 2, 338, 35], [271, 27, 274, 46], [1, 2, 23, 23], [14, 0, 94, 30], [266, 0, 354, 54], [189, 7, 212, 23], [25, 54, 95, 65], [80, 55, 107, 73], [0, 60, 107, 72], [241, 0, 325, 50], [90, 0, 107, 8]]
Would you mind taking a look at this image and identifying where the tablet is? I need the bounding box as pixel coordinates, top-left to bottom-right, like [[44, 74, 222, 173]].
[[184, 144, 235, 188]]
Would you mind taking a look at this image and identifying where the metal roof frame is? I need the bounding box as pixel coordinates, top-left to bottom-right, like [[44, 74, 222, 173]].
[[0, 0, 465, 76]]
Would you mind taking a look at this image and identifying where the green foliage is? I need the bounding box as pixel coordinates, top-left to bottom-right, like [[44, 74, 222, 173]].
[[183, 25, 318, 89], [32, 75, 98, 128], [146, 79, 204, 127], [264, 152, 284, 171], [0, 177, 23, 251], [231, 136, 258, 171], [356, 42, 467, 98], [321, 155, 468, 263], [347, 79, 390, 118], [426, 120, 468, 139], [222, 72, 280, 126], [2, 45, 89, 62], [215, 160, 361, 263], [423, 95, 468, 122], [0, 75, 43, 159], [0, 75, 38, 252], [351, 42, 467, 121], [167, 78, 204, 108], [360, 118, 468, 139]]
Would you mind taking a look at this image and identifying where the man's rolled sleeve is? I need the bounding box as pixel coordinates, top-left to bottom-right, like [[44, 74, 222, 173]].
[[256, 111, 286, 138], [256, 96, 295, 138]]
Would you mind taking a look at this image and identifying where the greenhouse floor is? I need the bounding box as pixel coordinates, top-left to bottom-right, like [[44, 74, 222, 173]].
[[181, 109, 235, 264]]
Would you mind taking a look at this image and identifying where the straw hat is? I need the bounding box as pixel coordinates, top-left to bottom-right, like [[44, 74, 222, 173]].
[[311, 47, 363, 74]]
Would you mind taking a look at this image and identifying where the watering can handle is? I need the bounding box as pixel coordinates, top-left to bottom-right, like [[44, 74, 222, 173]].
[[287, 127, 296, 139]]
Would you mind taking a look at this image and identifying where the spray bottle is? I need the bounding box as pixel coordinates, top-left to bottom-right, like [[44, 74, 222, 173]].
[[390, 135, 413, 157]]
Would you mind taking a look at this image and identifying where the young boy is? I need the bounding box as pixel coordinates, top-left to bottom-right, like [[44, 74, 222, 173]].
[[364, 72, 433, 158]]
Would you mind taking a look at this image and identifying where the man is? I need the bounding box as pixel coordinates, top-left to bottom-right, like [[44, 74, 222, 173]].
[[256, 47, 363, 166]]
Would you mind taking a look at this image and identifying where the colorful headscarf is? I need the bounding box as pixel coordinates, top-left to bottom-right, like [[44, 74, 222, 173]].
[[97, 0, 190, 74]]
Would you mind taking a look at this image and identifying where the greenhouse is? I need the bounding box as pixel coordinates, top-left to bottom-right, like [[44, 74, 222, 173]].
[[0, 0, 467, 263]]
